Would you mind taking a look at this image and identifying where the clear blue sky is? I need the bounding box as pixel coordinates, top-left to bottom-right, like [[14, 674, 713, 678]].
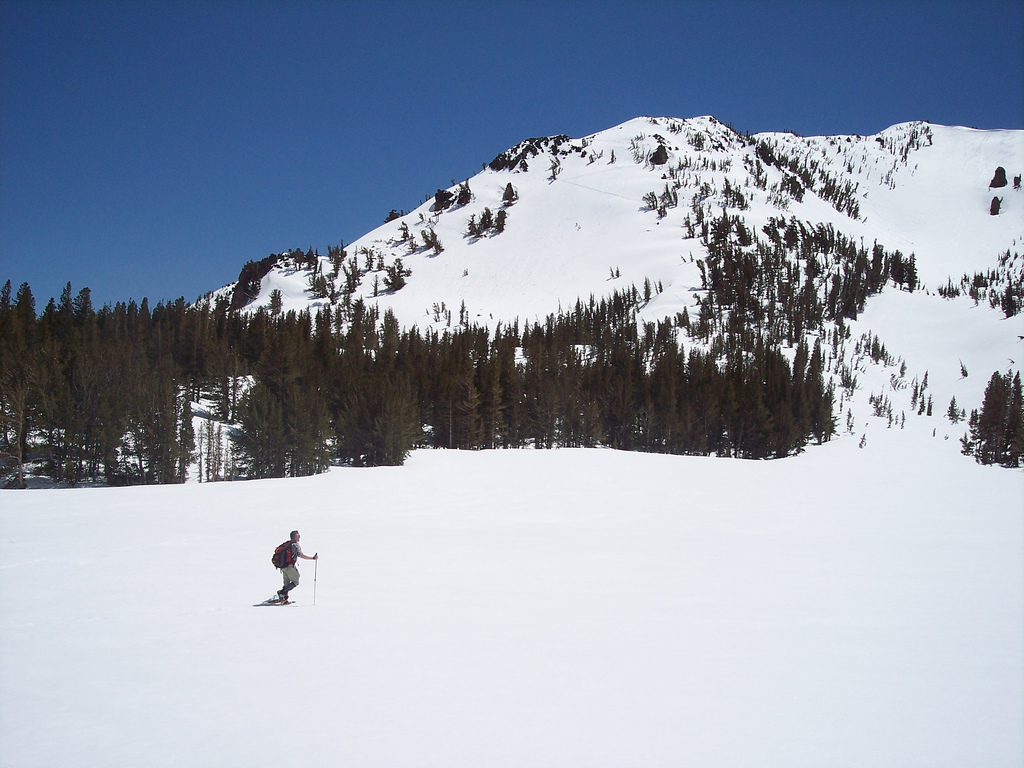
[[3, 0, 1022, 308]]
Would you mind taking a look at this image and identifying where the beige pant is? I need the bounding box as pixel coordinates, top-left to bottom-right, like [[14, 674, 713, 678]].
[[281, 565, 300, 589]]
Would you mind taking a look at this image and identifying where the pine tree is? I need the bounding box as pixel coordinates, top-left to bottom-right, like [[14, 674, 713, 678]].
[[384, 258, 411, 291], [970, 371, 1023, 467], [478, 207, 493, 232], [336, 371, 419, 466], [237, 380, 288, 478], [269, 289, 283, 315], [1006, 373, 1024, 467], [502, 182, 518, 206], [946, 396, 961, 423], [0, 283, 34, 488]]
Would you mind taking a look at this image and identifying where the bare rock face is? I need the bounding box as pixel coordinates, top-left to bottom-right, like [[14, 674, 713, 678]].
[[231, 254, 280, 309]]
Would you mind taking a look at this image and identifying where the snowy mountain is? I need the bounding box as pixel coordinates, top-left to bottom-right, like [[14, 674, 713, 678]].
[[3, 117, 1022, 768], [211, 115, 1024, 461], [220, 117, 1022, 328]]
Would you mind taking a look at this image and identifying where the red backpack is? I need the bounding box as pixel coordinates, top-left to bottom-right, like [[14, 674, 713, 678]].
[[272, 541, 296, 569]]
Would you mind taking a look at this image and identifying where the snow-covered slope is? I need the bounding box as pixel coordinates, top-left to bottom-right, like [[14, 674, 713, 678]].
[[220, 116, 1022, 327], [210, 116, 1024, 460]]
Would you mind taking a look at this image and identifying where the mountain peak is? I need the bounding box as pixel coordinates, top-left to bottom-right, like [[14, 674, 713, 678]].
[[217, 116, 1020, 330], [203, 115, 1022, 466]]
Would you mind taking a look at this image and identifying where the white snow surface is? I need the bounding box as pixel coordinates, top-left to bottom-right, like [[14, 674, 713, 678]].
[[2, 440, 1022, 767]]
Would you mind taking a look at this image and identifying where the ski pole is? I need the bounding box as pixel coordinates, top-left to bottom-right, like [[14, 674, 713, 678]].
[[313, 555, 318, 606]]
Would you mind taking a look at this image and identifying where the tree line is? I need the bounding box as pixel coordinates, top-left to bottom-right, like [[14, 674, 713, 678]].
[[5, 195, 1017, 485], [1, 276, 838, 486], [1, 283, 196, 487]]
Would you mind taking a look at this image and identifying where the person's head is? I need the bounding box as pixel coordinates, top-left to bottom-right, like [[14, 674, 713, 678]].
[[290, 530, 300, 542]]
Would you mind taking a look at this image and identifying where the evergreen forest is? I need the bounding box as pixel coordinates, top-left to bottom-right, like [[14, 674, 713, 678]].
[[1, 275, 839, 487], [2, 203, 1021, 487]]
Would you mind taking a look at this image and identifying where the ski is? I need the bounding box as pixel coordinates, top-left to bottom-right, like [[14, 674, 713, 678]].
[[253, 599, 295, 606]]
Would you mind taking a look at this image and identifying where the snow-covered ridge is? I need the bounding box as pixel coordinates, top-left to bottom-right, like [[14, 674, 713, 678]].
[[212, 115, 1022, 329], [201, 116, 1022, 465]]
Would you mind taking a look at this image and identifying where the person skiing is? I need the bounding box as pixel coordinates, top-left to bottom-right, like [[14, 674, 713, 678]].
[[273, 530, 317, 603]]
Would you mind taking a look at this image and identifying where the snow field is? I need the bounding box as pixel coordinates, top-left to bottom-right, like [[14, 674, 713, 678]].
[[1, 442, 1021, 767]]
